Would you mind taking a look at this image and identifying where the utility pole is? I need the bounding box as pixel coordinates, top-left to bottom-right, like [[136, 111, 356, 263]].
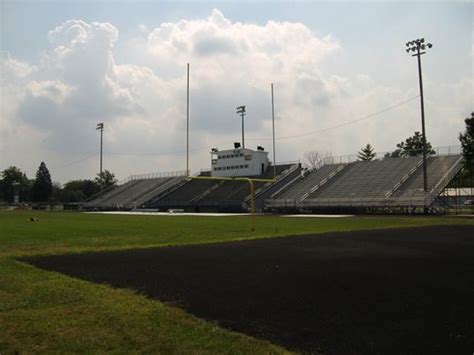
[[405, 38, 433, 193], [236, 105, 246, 149], [96, 122, 104, 176]]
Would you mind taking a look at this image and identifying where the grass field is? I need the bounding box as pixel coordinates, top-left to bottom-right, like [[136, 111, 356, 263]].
[[1, 210, 473, 353]]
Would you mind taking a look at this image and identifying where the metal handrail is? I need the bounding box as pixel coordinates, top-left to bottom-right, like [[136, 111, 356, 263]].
[[299, 164, 346, 201]]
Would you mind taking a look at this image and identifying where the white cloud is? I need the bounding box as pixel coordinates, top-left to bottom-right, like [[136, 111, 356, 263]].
[[1, 54, 37, 80], [1, 10, 470, 182]]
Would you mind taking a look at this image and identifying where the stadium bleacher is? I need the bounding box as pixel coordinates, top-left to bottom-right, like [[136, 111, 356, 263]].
[[265, 164, 345, 209], [266, 155, 463, 210], [392, 155, 463, 206], [146, 164, 298, 212], [196, 163, 295, 204], [83, 174, 186, 210], [307, 157, 422, 199], [146, 176, 218, 209], [83, 154, 463, 213]]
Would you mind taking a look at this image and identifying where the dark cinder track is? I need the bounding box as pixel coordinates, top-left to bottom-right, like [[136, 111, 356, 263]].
[[23, 225, 474, 354]]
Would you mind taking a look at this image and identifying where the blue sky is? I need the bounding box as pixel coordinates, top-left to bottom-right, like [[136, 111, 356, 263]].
[[1, 1, 472, 182]]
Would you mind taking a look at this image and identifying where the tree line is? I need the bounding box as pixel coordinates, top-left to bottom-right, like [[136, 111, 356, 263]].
[[0, 163, 117, 204], [356, 131, 436, 161]]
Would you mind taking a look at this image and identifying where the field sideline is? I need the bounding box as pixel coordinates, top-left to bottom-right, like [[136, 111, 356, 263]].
[[1, 211, 473, 353]]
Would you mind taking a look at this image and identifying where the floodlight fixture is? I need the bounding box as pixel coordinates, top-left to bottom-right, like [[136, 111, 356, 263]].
[[236, 105, 246, 114]]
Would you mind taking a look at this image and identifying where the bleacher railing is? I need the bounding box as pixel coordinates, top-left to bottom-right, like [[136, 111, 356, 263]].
[[118, 170, 187, 185], [324, 145, 461, 165]]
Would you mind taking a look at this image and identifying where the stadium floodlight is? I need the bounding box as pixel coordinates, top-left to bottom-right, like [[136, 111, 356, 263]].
[[405, 37, 433, 197], [236, 105, 246, 149], [96, 122, 104, 177]]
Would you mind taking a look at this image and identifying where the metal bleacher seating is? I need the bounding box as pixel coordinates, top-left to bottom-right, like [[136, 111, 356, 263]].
[[149, 178, 218, 208], [266, 155, 463, 210], [265, 164, 345, 208], [393, 155, 463, 206], [134, 177, 185, 208], [194, 164, 296, 208], [84, 155, 462, 212], [83, 171, 187, 210], [307, 157, 421, 200], [144, 164, 297, 211]]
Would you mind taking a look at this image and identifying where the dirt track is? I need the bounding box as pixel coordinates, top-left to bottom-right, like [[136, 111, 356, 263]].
[[23, 225, 474, 354]]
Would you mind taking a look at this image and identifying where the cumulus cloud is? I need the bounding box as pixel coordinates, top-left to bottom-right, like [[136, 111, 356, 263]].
[[1, 10, 470, 182], [1, 54, 37, 80], [147, 9, 340, 90]]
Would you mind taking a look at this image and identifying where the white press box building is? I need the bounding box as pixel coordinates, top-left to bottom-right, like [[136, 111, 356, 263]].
[[211, 144, 270, 177]]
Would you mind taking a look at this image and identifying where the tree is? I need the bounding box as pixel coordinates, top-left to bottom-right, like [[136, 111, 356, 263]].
[[388, 131, 435, 158], [303, 151, 333, 170], [61, 179, 100, 202], [51, 182, 63, 203], [459, 112, 473, 176], [95, 170, 117, 190], [358, 144, 376, 161], [32, 162, 53, 202], [0, 166, 30, 203]]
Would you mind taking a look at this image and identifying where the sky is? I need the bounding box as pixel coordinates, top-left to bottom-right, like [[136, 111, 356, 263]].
[[1, 0, 472, 183]]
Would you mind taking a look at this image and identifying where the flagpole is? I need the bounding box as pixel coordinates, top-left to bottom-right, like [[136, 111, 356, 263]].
[[186, 63, 190, 176], [271, 83, 276, 179]]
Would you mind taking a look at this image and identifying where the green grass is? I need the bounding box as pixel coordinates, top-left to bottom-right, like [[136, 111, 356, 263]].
[[1, 210, 473, 353]]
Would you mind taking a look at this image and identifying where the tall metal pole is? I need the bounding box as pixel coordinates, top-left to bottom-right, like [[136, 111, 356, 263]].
[[96, 122, 104, 192], [96, 122, 104, 177], [241, 110, 245, 149], [100, 128, 103, 176], [186, 63, 190, 177], [271, 83, 276, 179], [416, 51, 428, 192], [236, 106, 246, 149]]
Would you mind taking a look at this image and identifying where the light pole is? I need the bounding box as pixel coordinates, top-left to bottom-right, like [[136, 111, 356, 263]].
[[405, 38, 433, 193], [236, 105, 246, 149], [96, 122, 104, 177]]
